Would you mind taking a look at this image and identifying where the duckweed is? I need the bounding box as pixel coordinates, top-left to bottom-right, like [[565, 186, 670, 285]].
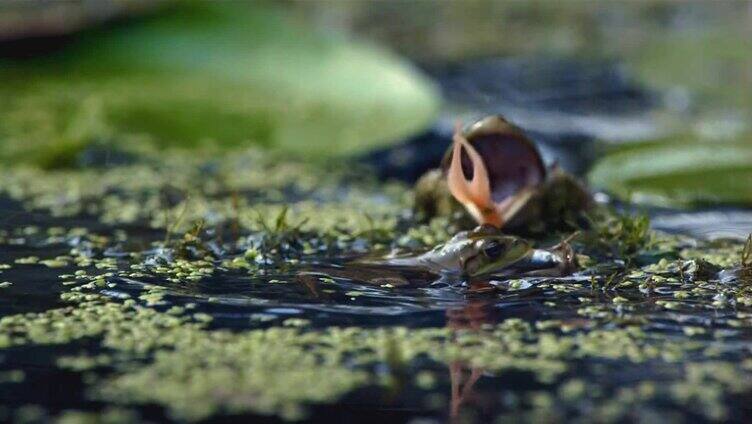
[[0, 148, 751, 422]]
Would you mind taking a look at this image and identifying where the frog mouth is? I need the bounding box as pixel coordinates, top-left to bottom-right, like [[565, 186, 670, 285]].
[[445, 116, 546, 229]]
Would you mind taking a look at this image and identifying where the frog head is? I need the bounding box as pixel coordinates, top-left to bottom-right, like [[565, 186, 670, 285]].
[[460, 226, 532, 277]]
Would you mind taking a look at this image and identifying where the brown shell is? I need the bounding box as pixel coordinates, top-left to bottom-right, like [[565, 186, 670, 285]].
[[441, 116, 547, 206]]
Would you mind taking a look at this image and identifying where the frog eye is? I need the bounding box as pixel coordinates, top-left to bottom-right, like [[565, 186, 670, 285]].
[[482, 241, 505, 259]]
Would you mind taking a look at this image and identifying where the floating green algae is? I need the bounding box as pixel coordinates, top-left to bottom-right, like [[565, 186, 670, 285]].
[[1, 146, 752, 422], [0, 150, 407, 238], [0, 280, 750, 422], [1, 228, 751, 422]]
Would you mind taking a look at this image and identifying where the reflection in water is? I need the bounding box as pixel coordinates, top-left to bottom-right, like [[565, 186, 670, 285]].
[[450, 362, 484, 422], [446, 298, 497, 331], [446, 300, 495, 420]]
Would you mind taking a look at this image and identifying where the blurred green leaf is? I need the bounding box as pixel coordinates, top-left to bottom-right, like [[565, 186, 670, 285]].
[[634, 29, 752, 110], [588, 134, 752, 207], [0, 2, 439, 166]]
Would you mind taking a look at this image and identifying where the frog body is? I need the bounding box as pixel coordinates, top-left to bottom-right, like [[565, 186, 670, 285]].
[[414, 115, 591, 234], [374, 225, 575, 278]]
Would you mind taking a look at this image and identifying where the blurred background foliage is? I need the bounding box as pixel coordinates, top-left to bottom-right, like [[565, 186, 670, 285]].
[[1, 0, 751, 207], [0, 0, 439, 166]]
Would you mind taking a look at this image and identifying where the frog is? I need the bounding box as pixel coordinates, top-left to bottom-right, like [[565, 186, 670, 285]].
[[414, 115, 591, 235], [369, 224, 576, 279], [294, 225, 575, 296]]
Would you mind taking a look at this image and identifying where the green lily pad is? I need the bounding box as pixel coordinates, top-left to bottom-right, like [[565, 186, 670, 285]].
[[588, 134, 752, 207], [0, 2, 439, 167]]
